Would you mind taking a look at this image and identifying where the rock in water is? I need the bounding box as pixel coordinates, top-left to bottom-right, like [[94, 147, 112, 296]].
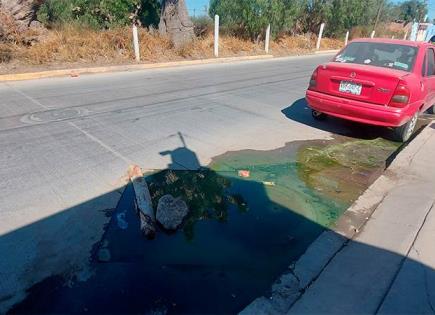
[[97, 248, 111, 262], [156, 194, 189, 230]]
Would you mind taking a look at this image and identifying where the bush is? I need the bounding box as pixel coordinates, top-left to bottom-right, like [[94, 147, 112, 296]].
[[0, 44, 13, 63], [208, 0, 426, 41], [209, 0, 303, 41], [192, 16, 214, 38], [37, 0, 160, 29]]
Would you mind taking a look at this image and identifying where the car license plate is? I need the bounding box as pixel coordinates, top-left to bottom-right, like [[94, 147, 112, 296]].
[[339, 81, 362, 95]]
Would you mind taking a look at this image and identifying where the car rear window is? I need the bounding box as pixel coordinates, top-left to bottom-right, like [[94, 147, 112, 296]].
[[334, 42, 418, 72]]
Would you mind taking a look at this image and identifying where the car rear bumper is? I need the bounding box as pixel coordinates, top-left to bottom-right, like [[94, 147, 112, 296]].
[[306, 90, 413, 127]]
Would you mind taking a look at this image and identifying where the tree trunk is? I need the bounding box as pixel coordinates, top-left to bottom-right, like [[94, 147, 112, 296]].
[[1, 0, 44, 27], [159, 0, 194, 48]]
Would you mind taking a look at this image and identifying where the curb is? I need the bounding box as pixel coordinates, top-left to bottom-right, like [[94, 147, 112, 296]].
[[0, 50, 339, 82], [314, 49, 340, 54], [240, 121, 435, 315], [0, 55, 275, 82]]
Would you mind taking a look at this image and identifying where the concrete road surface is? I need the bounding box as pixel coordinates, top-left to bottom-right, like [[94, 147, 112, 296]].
[[0, 55, 336, 311]]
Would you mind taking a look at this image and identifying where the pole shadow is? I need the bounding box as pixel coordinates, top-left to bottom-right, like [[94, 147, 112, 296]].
[[282, 98, 396, 140], [159, 132, 201, 171]]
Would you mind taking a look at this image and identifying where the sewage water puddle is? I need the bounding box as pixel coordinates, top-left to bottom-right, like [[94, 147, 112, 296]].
[[10, 136, 400, 314]]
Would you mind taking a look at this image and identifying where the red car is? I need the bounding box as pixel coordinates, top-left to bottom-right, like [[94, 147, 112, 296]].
[[306, 38, 435, 142]]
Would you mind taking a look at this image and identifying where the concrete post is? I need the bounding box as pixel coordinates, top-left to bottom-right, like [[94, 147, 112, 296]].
[[316, 23, 325, 51], [370, 30, 375, 38], [128, 165, 155, 239], [345, 31, 349, 46], [265, 24, 271, 54], [214, 15, 220, 57], [132, 25, 140, 62]]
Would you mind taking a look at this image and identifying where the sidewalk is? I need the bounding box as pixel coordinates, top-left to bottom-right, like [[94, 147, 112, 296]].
[[242, 122, 435, 314]]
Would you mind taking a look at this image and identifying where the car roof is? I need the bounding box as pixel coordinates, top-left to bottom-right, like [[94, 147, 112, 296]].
[[350, 38, 432, 48]]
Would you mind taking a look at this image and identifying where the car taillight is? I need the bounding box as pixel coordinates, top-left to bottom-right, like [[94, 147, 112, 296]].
[[389, 81, 410, 108], [309, 68, 318, 89]]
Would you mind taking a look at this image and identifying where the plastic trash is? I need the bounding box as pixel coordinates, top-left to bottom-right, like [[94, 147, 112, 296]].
[[263, 181, 276, 186], [116, 210, 128, 230], [238, 170, 250, 178]]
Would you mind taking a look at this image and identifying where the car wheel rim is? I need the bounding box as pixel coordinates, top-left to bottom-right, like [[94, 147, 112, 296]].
[[405, 114, 418, 140]]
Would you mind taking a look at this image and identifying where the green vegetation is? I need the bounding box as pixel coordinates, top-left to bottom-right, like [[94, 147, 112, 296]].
[[147, 170, 247, 241], [34, 0, 428, 38], [297, 138, 400, 203], [37, 0, 160, 29], [209, 0, 303, 41], [399, 0, 429, 23], [209, 0, 428, 39]]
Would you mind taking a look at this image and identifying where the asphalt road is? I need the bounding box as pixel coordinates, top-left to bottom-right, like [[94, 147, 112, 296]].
[[0, 54, 334, 311]]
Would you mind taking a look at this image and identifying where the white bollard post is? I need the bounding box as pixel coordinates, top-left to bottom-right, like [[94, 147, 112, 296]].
[[403, 31, 408, 40], [214, 15, 219, 57], [345, 31, 349, 46], [132, 25, 140, 62], [392, 35, 395, 39], [370, 30, 375, 38], [265, 24, 271, 54], [316, 23, 325, 51]]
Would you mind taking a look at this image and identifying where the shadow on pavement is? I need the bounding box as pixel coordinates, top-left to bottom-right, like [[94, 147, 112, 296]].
[[2, 132, 434, 314], [282, 98, 394, 140], [159, 132, 201, 170]]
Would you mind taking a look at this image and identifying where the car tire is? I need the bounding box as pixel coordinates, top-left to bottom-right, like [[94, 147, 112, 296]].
[[312, 110, 327, 121], [393, 112, 419, 142]]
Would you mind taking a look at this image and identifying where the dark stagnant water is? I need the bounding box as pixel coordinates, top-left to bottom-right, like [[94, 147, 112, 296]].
[[10, 138, 400, 314]]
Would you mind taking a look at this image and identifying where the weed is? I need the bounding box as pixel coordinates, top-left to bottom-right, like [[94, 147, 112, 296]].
[[2, 25, 345, 70], [0, 44, 13, 63]]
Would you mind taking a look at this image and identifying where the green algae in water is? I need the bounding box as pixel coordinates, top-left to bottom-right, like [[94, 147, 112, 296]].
[[211, 138, 399, 229], [298, 138, 400, 170], [147, 138, 399, 239], [297, 137, 400, 205], [210, 144, 349, 228], [147, 169, 248, 240]]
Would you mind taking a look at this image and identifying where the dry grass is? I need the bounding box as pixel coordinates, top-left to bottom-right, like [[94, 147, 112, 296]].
[[271, 34, 315, 55], [13, 27, 137, 64], [0, 26, 344, 74], [270, 34, 343, 56], [320, 37, 344, 50], [351, 23, 407, 40]]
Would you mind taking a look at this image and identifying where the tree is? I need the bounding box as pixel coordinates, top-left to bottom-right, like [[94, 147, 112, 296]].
[[159, 0, 194, 48], [298, 0, 332, 34], [0, 0, 45, 31], [209, 0, 304, 41], [398, 0, 428, 23], [325, 0, 382, 37], [37, 0, 160, 29]]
